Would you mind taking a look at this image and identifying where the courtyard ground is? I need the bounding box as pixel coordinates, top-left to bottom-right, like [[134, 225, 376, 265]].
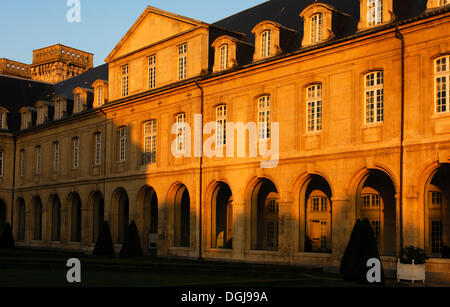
[[0, 247, 446, 287]]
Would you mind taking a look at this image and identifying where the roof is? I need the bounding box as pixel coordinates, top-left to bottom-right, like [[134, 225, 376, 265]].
[[0, 64, 108, 132]]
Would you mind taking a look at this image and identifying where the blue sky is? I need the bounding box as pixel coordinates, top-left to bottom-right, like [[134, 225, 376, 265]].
[[0, 0, 267, 67]]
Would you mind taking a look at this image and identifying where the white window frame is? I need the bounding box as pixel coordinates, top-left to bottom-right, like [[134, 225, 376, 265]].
[[143, 120, 157, 164], [97, 87, 103, 107], [311, 13, 323, 44], [55, 99, 62, 119], [121, 65, 129, 97], [216, 105, 227, 147], [20, 150, 25, 177], [73, 138, 79, 169], [176, 114, 186, 153], [261, 30, 271, 58], [38, 106, 45, 124], [119, 127, 127, 161], [435, 55, 450, 114], [36, 146, 41, 175], [148, 55, 156, 89], [75, 93, 83, 113], [364, 71, 384, 124], [258, 95, 271, 140], [307, 84, 323, 132], [367, 0, 383, 26], [53, 142, 59, 172], [95, 133, 102, 165], [178, 44, 187, 80], [219, 45, 229, 70]]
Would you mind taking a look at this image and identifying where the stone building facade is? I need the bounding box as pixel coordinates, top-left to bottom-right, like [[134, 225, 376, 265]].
[[0, 0, 450, 279]]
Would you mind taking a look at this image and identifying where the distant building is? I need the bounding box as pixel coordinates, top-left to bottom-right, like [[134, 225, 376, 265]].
[[0, 0, 449, 280]]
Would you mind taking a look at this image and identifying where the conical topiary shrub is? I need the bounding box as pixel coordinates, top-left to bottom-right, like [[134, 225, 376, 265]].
[[0, 223, 15, 249], [119, 220, 143, 258], [340, 219, 385, 284], [92, 221, 115, 258]]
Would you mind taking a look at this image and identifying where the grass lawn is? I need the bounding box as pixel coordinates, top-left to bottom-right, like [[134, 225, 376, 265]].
[[0, 248, 404, 287]]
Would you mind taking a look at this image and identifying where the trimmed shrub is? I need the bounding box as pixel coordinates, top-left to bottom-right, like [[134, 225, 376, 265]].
[[399, 246, 429, 264], [119, 220, 143, 258], [0, 223, 15, 248], [92, 221, 115, 258], [340, 219, 385, 284]]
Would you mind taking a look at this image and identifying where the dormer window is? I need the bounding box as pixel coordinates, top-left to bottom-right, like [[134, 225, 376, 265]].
[[19, 108, 33, 130], [75, 94, 82, 113], [219, 45, 229, 70], [311, 14, 323, 44], [368, 0, 383, 26], [427, 0, 449, 9], [0, 108, 8, 129], [72, 87, 89, 113], [35, 102, 50, 125], [358, 0, 393, 30], [38, 106, 45, 124], [92, 80, 108, 108], [261, 30, 271, 58]]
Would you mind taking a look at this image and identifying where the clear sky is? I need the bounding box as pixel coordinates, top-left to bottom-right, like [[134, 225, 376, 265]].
[[0, 0, 267, 67]]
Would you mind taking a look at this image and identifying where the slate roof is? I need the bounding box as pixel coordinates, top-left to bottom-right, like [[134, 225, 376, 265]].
[[0, 63, 108, 133]]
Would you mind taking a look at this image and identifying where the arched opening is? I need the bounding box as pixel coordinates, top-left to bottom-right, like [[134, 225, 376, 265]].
[[356, 169, 396, 256], [32, 196, 43, 241], [139, 186, 158, 251], [50, 195, 61, 242], [16, 198, 26, 241], [91, 192, 104, 243], [174, 185, 190, 247], [211, 182, 233, 249], [69, 193, 82, 242], [251, 178, 278, 251], [299, 175, 332, 253], [115, 188, 129, 244], [424, 163, 450, 258], [0, 199, 6, 235]]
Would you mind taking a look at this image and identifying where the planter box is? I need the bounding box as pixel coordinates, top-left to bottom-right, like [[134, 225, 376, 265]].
[[397, 259, 425, 283]]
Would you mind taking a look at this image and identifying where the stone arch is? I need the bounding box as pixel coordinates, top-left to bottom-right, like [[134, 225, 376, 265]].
[[112, 187, 129, 244], [136, 185, 158, 252], [14, 198, 26, 241], [88, 191, 104, 243], [249, 177, 279, 251], [297, 174, 333, 253], [32, 196, 43, 241], [210, 181, 233, 249], [49, 194, 62, 242], [167, 183, 190, 248], [423, 163, 450, 257], [67, 192, 82, 243], [353, 169, 397, 256]]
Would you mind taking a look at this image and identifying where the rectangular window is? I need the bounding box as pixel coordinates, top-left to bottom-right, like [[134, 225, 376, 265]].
[[365, 71, 384, 124], [97, 87, 103, 107], [178, 44, 187, 80], [219, 45, 229, 70], [258, 96, 271, 140], [55, 99, 61, 119], [439, 0, 448, 5], [435, 56, 449, 113], [53, 142, 59, 172], [75, 94, 82, 113], [143, 120, 157, 164], [38, 106, 44, 124], [73, 138, 79, 169], [216, 105, 227, 147], [148, 55, 156, 89], [261, 30, 271, 58], [20, 150, 25, 177], [431, 220, 443, 254], [371, 219, 381, 249], [320, 221, 328, 249], [119, 127, 127, 161], [176, 114, 186, 153], [307, 84, 323, 132], [267, 222, 278, 249], [0, 151, 3, 177], [121, 65, 129, 97], [95, 133, 102, 165], [368, 0, 383, 26], [36, 146, 41, 175], [311, 14, 323, 44]]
